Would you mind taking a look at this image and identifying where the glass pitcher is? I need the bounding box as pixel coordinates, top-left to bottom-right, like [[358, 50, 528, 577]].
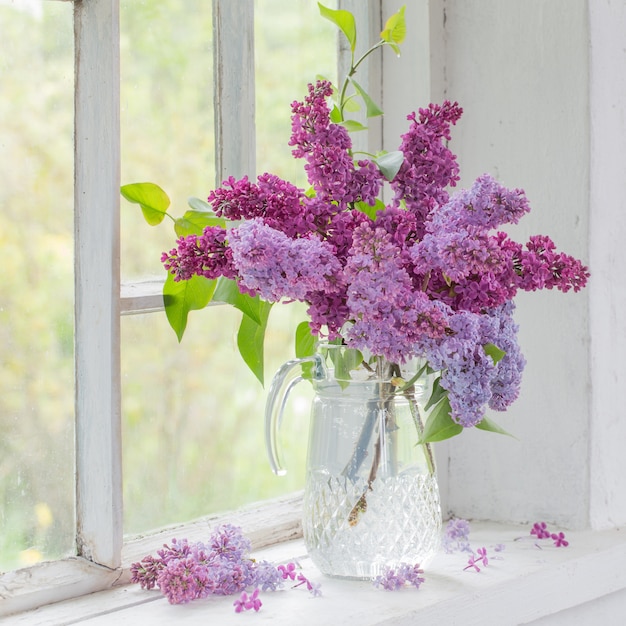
[[265, 343, 441, 579]]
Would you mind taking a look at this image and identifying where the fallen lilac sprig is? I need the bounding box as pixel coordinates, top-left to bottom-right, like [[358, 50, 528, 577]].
[[293, 572, 323, 597], [373, 563, 425, 591], [130, 524, 321, 610], [443, 518, 501, 572], [529, 522, 569, 548], [278, 561, 322, 596], [464, 547, 489, 573]]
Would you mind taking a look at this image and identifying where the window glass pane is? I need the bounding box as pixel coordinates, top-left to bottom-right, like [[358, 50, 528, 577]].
[[255, 0, 337, 185], [121, 304, 312, 536], [0, 1, 74, 571], [120, 2, 338, 537], [120, 0, 215, 281]]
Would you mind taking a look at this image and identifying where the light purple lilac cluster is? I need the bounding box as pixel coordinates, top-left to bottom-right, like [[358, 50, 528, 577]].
[[161, 79, 590, 430], [442, 517, 472, 553], [372, 563, 425, 591], [443, 518, 496, 573], [129, 524, 320, 608]]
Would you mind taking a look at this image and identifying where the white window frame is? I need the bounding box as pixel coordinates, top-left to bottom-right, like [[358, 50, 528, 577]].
[[0, 0, 382, 616]]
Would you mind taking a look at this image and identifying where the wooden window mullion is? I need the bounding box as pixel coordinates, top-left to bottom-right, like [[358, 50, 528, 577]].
[[74, 0, 122, 569]]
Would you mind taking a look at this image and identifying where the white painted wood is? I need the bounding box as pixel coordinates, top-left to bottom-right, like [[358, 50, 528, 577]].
[[9, 522, 626, 625], [588, 0, 626, 529], [120, 279, 165, 314], [74, 0, 123, 567], [380, 0, 434, 152], [212, 0, 255, 182], [0, 558, 123, 619]]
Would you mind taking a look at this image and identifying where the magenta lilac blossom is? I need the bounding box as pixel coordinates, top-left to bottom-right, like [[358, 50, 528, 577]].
[[530, 522, 569, 547]]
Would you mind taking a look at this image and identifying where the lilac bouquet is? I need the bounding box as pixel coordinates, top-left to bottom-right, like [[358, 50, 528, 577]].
[[122, 5, 588, 442]]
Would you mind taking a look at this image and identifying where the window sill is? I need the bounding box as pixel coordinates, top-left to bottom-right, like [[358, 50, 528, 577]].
[[8, 521, 626, 625]]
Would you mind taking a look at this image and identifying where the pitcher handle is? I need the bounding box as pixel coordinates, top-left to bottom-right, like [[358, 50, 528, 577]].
[[264, 353, 325, 475]]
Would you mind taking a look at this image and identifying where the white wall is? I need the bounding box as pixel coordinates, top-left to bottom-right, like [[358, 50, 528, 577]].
[[588, 0, 626, 529], [382, 0, 626, 530]]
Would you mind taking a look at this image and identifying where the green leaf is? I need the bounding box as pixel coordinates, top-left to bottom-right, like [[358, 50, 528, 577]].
[[187, 196, 212, 212], [424, 375, 446, 411], [484, 342, 506, 364], [174, 210, 226, 237], [162, 272, 216, 342], [350, 79, 383, 118], [329, 347, 363, 388], [237, 302, 272, 386], [355, 198, 385, 220], [213, 277, 264, 325], [419, 396, 463, 443], [341, 119, 368, 133], [342, 95, 361, 113], [330, 104, 343, 124], [475, 416, 516, 438], [120, 182, 170, 226], [318, 2, 356, 52], [395, 362, 429, 392], [374, 151, 404, 182], [380, 5, 406, 55], [295, 321, 317, 380], [295, 321, 316, 358]]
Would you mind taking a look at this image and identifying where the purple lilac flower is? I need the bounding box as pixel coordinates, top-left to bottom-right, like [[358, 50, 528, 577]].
[[530, 522, 551, 539], [254, 560, 285, 591], [129, 525, 274, 605], [289, 80, 384, 209], [294, 573, 323, 597], [529, 522, 569, 547], [442, 518, 472, 553], [515, 234, 590, 293], [209, 523, 252, 561], [486, 302, 526, 411], [390, 101, 462, 237], [162, 226, 237, 282], [551, 532, 569, 547], [130, 554, 161, 590], [428, 174, 531, 232], [277, 562, 322, 597], [207, 173, 321, 239], [411, 176, 532, 311], [422, 311, 499, 427], [156, 556, 208, 604], [373, 563, 425, 591], [229, 219, 341, 302], [464, 547, 489, 573], [233, 588, 262, 613], [345, 221, 449, 363], [277, 562, 297, 581]]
